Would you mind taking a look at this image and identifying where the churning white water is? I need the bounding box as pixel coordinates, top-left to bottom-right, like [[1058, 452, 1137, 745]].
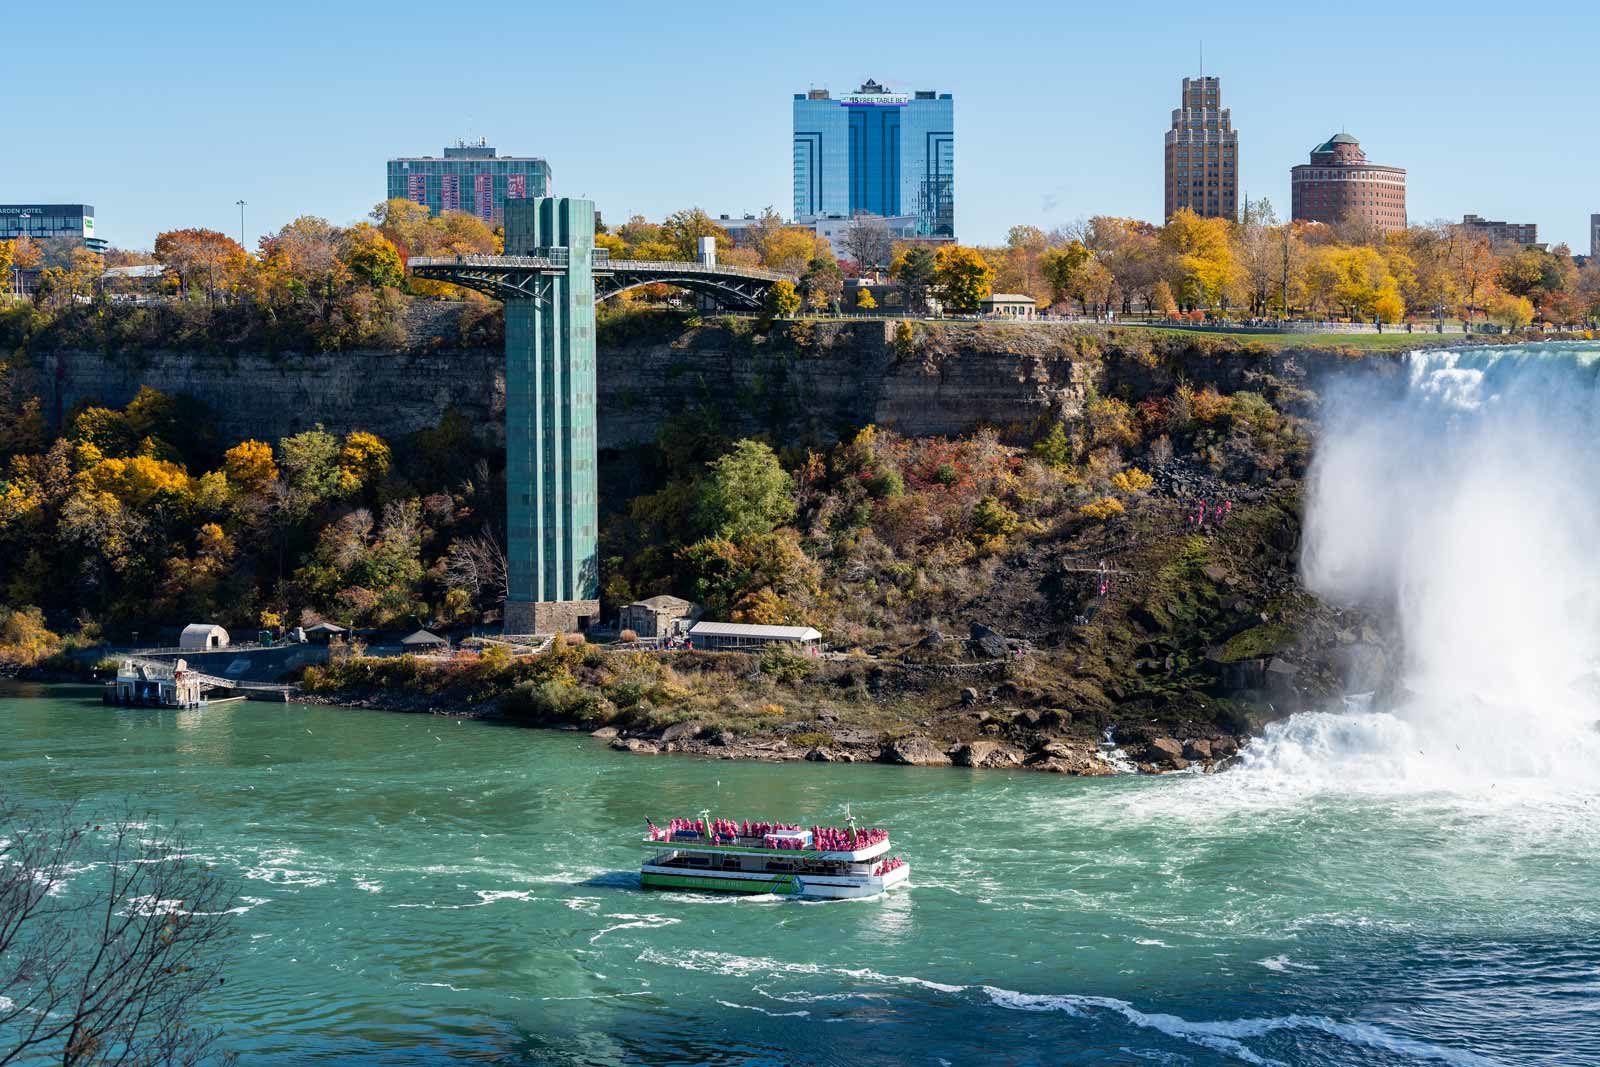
[[1243, 343, 1600, 789]]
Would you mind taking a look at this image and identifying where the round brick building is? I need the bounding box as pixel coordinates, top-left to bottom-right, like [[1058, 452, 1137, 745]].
[[1290, 133, 1406, 232]]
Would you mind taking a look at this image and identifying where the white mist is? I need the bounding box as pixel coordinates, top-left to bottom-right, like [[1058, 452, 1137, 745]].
[[1253, 344, 1600, 787]]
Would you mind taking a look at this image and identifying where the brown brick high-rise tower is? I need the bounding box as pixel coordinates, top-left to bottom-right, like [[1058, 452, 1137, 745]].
[[1163, 76, 1239, 221]]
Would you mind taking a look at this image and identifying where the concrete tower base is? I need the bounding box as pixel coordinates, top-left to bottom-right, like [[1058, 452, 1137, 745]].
[[503, 599, 600, 636]]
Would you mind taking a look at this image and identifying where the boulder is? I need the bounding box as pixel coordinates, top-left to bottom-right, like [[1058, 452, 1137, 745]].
[[658, 720, 704, 743], [1182, 738, 1213, 761], [1013, 708, 1043, 730], [1035, 740, 1075, 760], [969, 623, 1009, 660], [949, 741, 1026, 768], [1143, 737, 1184, 765], [589, 726, 620, 740], [1033, 754, 1116, 777], [611, 738, 660, 755], [960, 686, 981, 707], [883, 736, 952, 766]]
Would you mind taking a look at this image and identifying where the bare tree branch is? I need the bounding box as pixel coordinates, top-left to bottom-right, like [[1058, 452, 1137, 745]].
[[1, 797, 237, 1066]]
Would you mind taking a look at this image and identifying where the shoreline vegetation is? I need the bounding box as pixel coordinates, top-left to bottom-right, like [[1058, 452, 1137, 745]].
[[8, 199, 1596, 772]]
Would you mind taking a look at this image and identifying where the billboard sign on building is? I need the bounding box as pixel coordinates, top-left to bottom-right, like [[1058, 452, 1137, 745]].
[[406, 174, 427, 204], [441, 174, 460, 212], [839, 91, 908, 105], [475, 175, 494, 222], [508, 174, 526, 200]]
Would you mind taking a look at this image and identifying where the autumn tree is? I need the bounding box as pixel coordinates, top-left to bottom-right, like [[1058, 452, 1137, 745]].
[[336, 430, 392, 493], [257, 216, 347, 321], [1083, 217, 1164, 314], [661, 208, 730, 260], [763, 278, 801, 319], [1488, 292, 1534, 332], [799, 256, 843, 312], [890, 245, 937, 312], [341, 223, 404, 289], [153, 228, 249, 306], [1040, 240, 1091, 309], [1160, 208, 1240, 310], [223, 440, 278, 494], [933, 245, 994, 314]]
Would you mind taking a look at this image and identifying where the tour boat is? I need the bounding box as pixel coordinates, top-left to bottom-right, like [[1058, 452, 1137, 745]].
[[640, 810, 910, 900]]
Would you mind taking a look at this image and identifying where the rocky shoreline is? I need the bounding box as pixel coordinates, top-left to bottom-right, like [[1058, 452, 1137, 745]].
[[296, 688, 1248, 776]]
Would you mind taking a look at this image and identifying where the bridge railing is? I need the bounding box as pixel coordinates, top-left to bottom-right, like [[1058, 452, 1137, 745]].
[[408, 253, 792, 284], [605, 259, 790, 281], [409, 253, 567, 271]]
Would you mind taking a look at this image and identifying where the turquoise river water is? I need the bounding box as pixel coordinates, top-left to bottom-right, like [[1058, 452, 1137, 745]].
[[3, 682, 1595, 1066]]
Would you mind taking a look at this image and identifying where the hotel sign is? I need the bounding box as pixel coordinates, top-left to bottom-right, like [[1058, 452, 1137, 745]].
[[839, 92, 908, 105]]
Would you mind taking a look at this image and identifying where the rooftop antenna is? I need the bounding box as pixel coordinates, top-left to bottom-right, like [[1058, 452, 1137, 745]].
[[1199, 40, 1204, 78]]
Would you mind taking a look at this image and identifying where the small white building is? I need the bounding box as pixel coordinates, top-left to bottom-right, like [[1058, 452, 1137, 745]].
[[179, 623, 230, 651], [686, 621, 822, 652], [980, 294, 1037, 320]]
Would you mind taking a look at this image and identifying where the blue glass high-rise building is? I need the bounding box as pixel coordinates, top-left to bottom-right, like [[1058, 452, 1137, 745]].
[[793, 80, 954, 238]]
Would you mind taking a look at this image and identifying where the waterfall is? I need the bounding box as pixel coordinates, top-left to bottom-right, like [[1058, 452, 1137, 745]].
[[1244, 343, 1600, 787]]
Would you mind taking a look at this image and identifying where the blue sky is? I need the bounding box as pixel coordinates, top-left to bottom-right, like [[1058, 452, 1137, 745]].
[[7, 0, 1597, 252]]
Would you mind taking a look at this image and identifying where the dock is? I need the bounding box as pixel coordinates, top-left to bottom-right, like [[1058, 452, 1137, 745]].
[[104, 656, 298, 708]]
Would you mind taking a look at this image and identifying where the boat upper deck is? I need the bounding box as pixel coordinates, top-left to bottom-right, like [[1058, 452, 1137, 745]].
[[645, 817, 892, 862]]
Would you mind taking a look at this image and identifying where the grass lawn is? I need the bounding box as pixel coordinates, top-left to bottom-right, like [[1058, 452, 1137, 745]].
[[1115, 325, 1477, 352]]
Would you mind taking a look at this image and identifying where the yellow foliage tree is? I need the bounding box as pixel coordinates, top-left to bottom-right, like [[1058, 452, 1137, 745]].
[[1078, 497, 1126, 521], [1111, 468, 1154, 494], [77, 455, 192, 507], [1488, 292, 1535, 332], [338, 431, 392, 493], [0, 606, 62, 667], [856, 287, 877, 311], [1161, 209, 1241, 309], [933, 245, 995, 313], [223, 439, 278, 494]]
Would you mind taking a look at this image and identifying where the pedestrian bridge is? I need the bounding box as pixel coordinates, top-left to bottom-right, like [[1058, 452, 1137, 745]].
[[409, 250, 792, 311]]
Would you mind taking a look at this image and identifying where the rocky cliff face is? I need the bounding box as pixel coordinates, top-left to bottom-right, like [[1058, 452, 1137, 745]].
[[32, 311, 1405, 450]]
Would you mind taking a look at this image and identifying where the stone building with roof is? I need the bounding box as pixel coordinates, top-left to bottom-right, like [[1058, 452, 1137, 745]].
[[619, 595, 700, 638]]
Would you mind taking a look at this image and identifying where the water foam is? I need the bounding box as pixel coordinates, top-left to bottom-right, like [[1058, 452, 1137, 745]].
[[638, 946, 1497, 1064]]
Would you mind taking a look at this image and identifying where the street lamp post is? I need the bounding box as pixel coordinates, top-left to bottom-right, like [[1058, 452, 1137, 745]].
[[236, 200, 247, 247]]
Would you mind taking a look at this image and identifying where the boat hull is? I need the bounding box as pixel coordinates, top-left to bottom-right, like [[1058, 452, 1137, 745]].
[[641, 863, 909, 900]]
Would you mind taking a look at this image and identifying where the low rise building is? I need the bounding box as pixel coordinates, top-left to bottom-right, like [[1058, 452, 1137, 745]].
[[620, 595, 699, 638], [980, 294, 1037, 319], [686, 621, 822, 652], [1461, 214, 1539, 248]]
